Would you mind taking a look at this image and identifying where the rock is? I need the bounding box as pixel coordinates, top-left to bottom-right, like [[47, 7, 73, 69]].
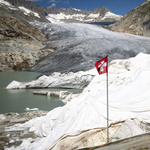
[[0, 111, 48, 150], [52, 124, 120, 150], [112, 0, 150, 37], [1, 0, 50, 23], [87, 132, 150, 150], [2, 0, 121, 23], [0, 9, 46, 41], [0, 9, 56, 72]]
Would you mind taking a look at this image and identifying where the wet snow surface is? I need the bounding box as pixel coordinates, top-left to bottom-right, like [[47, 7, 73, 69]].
[[29, 22, 150, 75]]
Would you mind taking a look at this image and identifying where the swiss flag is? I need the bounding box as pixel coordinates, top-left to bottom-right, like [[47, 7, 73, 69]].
[[95, 56, 108, 75]]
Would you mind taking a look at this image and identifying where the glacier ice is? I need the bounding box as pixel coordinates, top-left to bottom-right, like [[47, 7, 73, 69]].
[[29, 22, 150, 75]]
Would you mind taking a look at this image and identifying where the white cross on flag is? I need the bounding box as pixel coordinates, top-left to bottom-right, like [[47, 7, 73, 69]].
[[95, 56, 108, 75]]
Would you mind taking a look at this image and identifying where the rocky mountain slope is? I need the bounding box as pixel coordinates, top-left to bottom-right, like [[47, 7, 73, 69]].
[[112, 0, 150, 37], [0, 0, 123, 73], [0, 0, 49, 22], [0, 9, 54, 72], [1, 0, 122, 23]]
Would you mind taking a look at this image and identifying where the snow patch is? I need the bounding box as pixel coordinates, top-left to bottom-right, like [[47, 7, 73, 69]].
[[18, 6, 40, 18], [73, 8, 81, 11], [46, 13, 86, 23], [88, 13, 100, 18], [0, 114, 6, 120], [25, 107, 39, 111], [102, 11, 122, 20], [0, 0, 18, 10]]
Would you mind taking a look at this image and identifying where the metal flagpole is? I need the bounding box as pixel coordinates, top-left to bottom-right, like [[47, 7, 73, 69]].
[[95, 56, 109, 143], [106, 58, 109, 143]]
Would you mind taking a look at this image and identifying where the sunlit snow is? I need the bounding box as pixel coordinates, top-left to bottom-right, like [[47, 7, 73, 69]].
[[18, 6, 40, 18], [0, 0, 18, 10], [88, 13, 100, 18], [73, 8, 81, 11], [102, 11, 122, 20], [46, 13, 86, 23]]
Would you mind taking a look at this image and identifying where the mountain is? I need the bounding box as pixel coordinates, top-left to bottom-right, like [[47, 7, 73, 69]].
[[0, 0, 122, 72], [1, 0, 122, 23], [112, 0, 150, 37], [0, 0, 49, 22], [46, 6, 122, 23], [0, 8, 55, 72]]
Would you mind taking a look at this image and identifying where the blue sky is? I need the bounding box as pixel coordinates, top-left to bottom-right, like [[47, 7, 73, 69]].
[[28, 0, 146, 16]]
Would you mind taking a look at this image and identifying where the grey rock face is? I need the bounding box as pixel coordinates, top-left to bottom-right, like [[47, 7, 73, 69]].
[[29, 22, 150, 75], [0, 9, 54, 72], [0, 111, 48, 150], [4, 0, 49, 22], [112, 0, 150, 37]]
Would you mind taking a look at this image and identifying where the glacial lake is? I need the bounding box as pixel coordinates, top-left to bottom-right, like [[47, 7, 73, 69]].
[[0, 71, 82, 114]]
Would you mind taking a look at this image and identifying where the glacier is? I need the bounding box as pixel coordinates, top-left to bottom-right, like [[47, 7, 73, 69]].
[[29, 22, 150, 75], [5, 53, 150, 150]]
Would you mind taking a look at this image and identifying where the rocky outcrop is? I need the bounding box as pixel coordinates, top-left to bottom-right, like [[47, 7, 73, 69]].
[[0, 9, 54, 72], [2, 0, 49, 22], [112, 0, 150, 37], [0, 111, 48, 150], [0, 9, 46, 41], [0, 47, 54, 71]]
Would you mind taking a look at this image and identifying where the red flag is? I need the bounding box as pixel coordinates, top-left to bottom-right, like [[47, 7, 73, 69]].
[[95, 56, 108, 74]]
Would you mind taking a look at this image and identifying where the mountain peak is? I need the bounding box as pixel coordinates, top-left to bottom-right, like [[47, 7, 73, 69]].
[[1, 0, 122, 23]]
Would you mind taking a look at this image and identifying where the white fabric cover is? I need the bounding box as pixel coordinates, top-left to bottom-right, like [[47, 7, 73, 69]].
[[24, 53, 150, 150], [5, 53, 150, 150]]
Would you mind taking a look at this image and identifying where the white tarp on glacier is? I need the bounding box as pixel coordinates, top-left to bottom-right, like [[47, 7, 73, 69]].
[[5, 53, 150, 149]]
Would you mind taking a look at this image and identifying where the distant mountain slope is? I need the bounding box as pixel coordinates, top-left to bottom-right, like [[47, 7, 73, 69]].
[[0, 9, 45, 41], [0, 0, 49, 22], [112, 0, 150, 37], [46, 6, 122, 23], [0, 8, 55, 72], [1, 0, 122, 23]]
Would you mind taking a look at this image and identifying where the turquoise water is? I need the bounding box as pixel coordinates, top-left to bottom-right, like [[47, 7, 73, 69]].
[[0, 71, 67, 114]]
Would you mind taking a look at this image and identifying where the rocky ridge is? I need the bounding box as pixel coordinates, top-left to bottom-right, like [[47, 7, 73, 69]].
[[0, 111, 48, 150], [0, 0, 49, 22], [46, 6, 122, 23], [112, 0, 150, 37], [2, 0, 122, 23], [0, 9, 54, 72]]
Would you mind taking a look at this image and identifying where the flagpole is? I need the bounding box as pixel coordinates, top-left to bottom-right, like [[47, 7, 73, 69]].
[[95, 56, 109, 143], [106, 59, 109, 143]]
